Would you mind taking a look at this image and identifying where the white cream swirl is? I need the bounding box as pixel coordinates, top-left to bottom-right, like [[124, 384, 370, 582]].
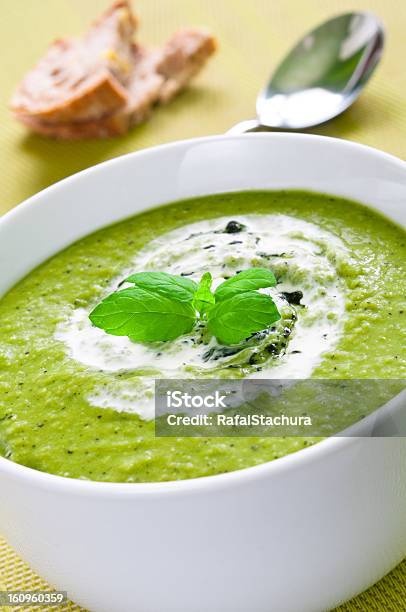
[[55, 214, 348, 418]]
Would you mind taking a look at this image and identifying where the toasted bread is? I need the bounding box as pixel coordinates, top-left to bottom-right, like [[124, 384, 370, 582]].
[[12, 4, 217, 140], [11, 1, 136, 123]]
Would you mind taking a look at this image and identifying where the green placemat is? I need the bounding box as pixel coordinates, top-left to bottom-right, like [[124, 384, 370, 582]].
[[0, 1, 405, 610], [0, 536, 405, 611]]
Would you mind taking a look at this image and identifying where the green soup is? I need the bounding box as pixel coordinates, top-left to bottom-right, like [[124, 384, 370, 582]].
[[0, 191, 404, 482]]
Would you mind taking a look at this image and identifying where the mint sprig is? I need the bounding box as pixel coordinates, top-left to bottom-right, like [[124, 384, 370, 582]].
[[89, 268, 280, 346]]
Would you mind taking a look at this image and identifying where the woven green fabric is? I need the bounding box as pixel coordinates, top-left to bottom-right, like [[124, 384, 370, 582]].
[[0, 1, 405, 610], [0, 536, 405, 611]]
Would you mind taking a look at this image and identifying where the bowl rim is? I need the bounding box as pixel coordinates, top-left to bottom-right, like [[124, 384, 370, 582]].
[[0, 132, 405, 497]]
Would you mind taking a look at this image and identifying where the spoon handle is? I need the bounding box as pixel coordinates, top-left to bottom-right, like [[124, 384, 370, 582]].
[[226, 119, 269, 134]]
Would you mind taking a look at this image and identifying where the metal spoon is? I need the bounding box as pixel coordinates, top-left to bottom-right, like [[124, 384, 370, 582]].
[[229, 12, 384, 134]]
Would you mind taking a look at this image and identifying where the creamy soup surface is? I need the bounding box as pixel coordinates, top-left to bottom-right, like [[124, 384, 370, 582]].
[[0, 191, 404, 482]]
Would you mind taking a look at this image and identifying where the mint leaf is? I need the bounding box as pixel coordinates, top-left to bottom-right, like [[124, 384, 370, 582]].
[[192, 272, 215, 316], [89, 286, 196, 342], [215, 268, 277, 302], [124, 272, 197, 302], [208, 291, 280, 345]]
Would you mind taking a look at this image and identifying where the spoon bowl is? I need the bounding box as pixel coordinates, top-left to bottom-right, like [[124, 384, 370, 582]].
[[230, 12, 384, 133]]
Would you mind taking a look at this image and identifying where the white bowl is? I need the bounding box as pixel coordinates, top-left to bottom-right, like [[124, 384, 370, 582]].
[[0, 134, 405, 612]]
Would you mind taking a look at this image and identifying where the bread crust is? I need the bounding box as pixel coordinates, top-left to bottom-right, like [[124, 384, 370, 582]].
[[157, 29, 217, 102], [15, 112, 130, 139]]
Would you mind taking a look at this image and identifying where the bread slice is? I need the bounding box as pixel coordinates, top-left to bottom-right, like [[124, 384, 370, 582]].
[[15, 30, 217, 139], [156, 28, 218, 102], [11, 1, 136, 124]]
